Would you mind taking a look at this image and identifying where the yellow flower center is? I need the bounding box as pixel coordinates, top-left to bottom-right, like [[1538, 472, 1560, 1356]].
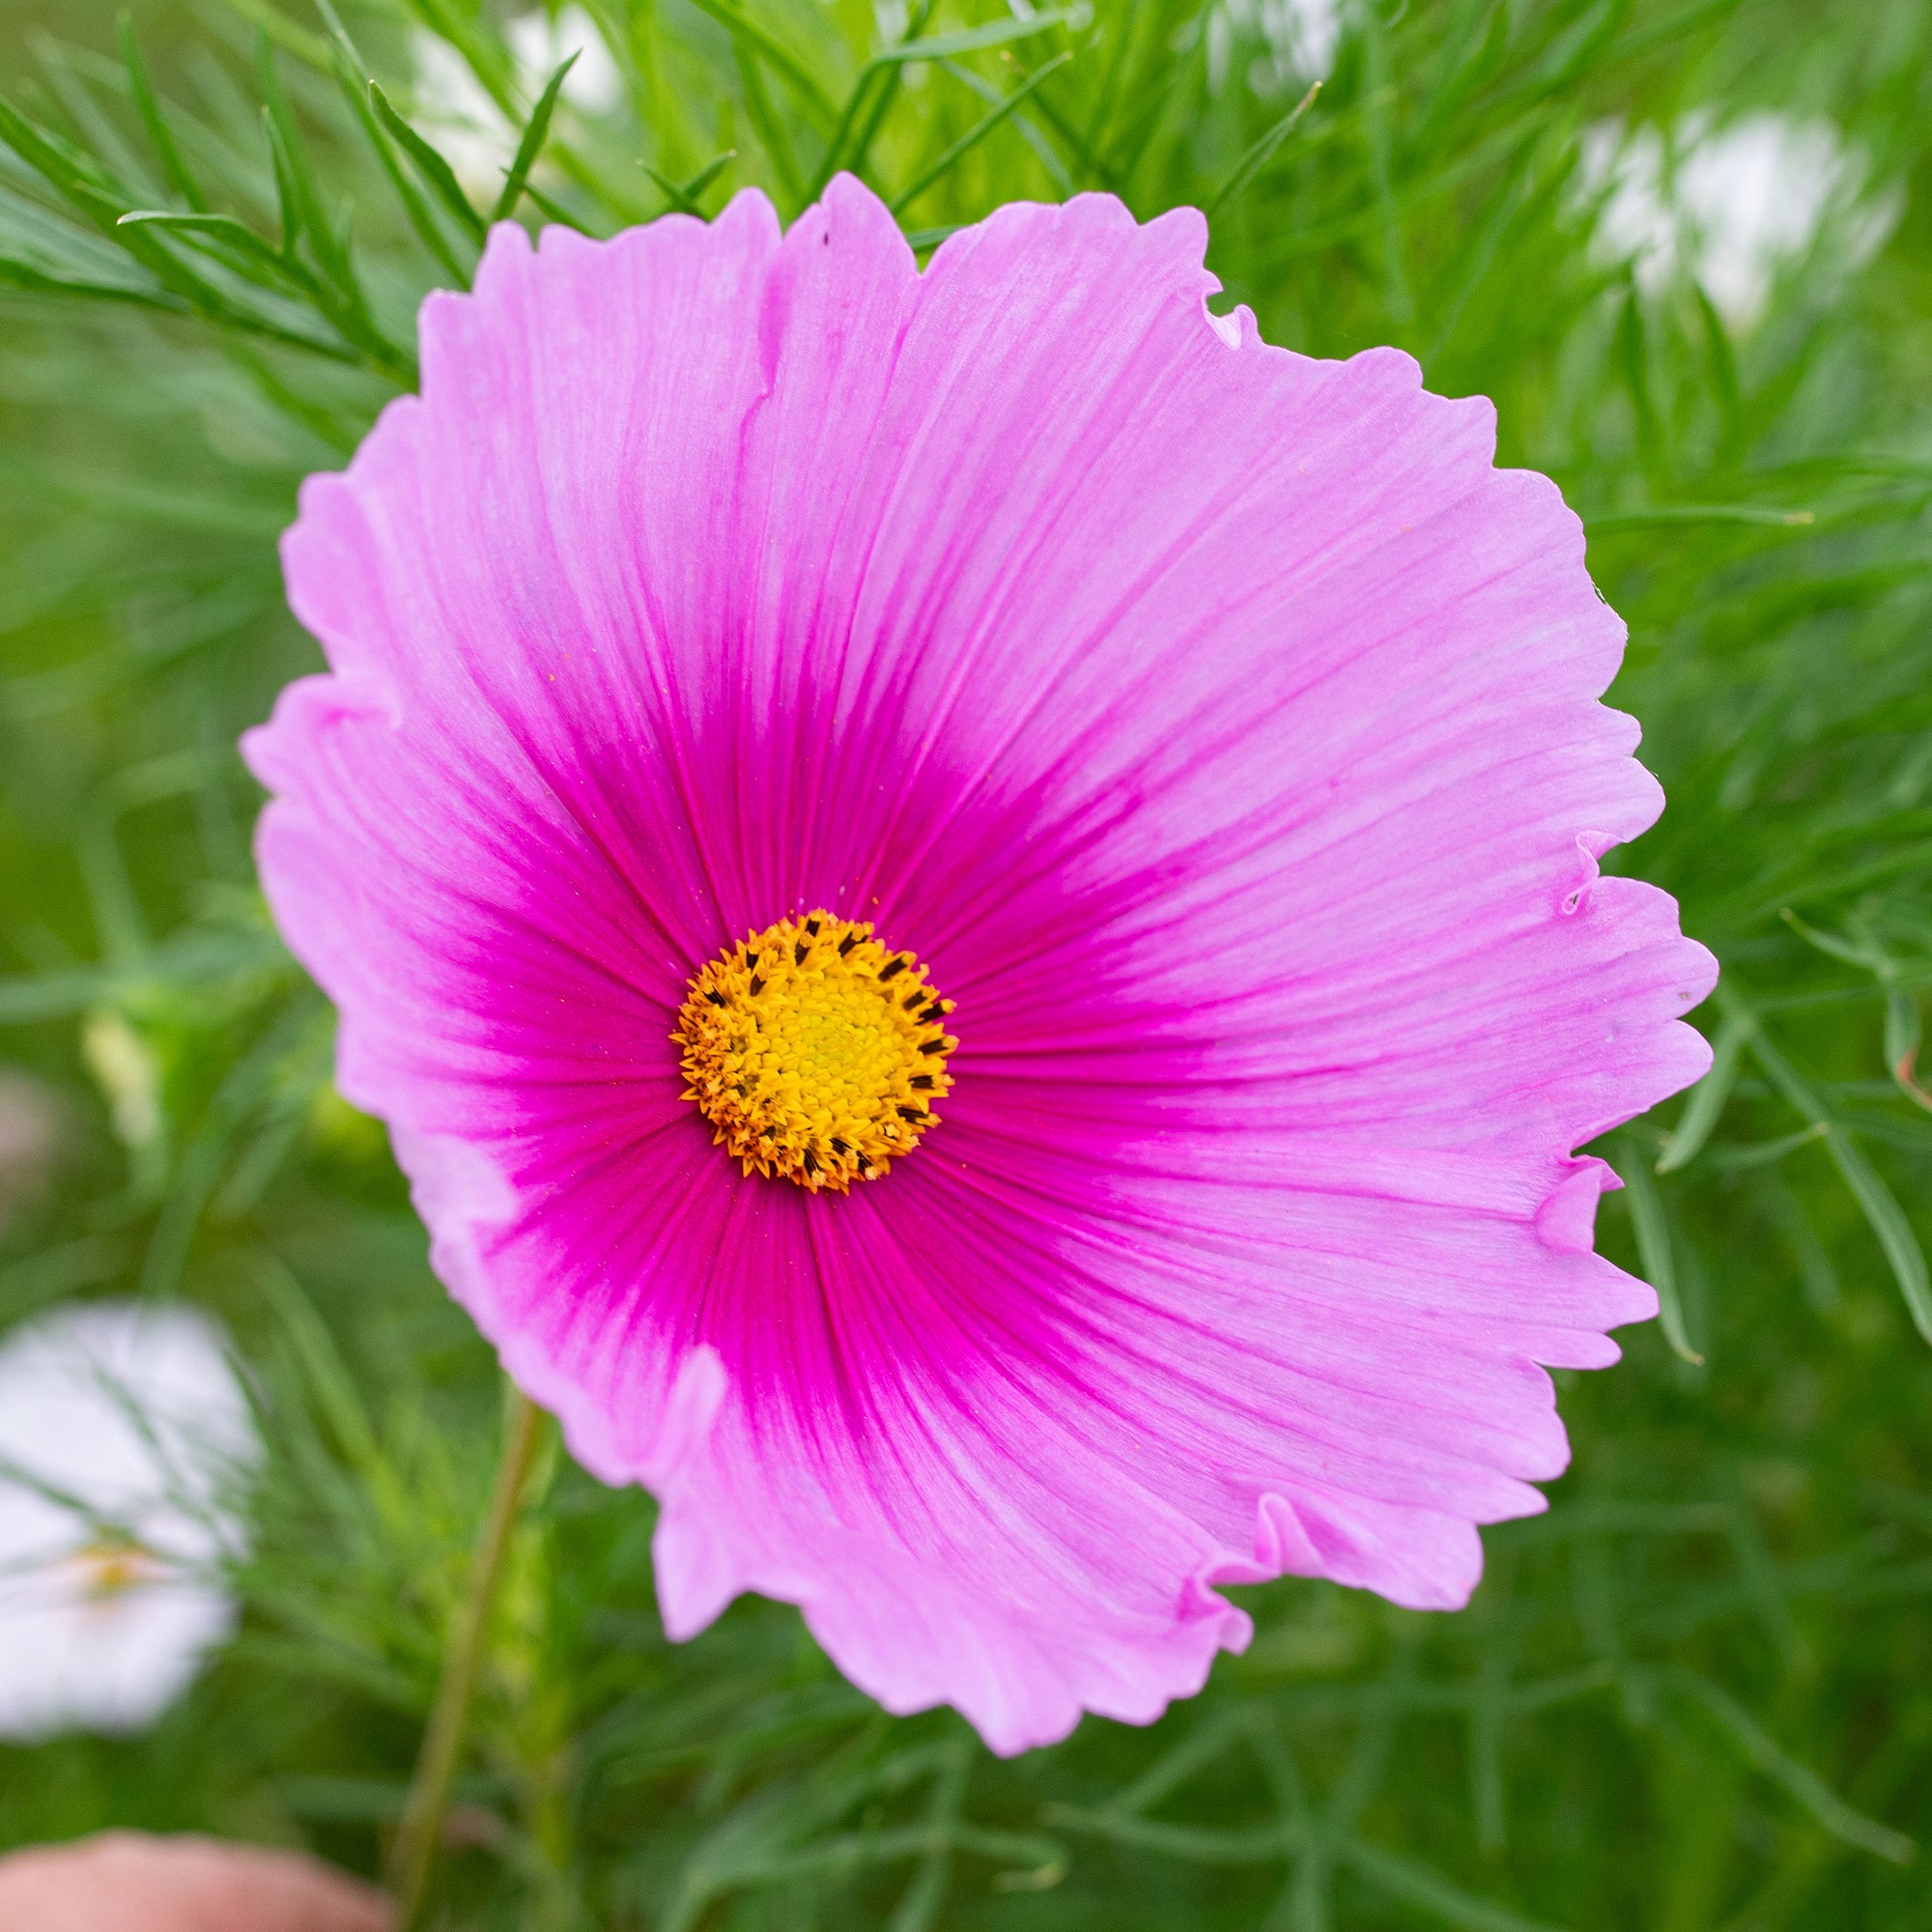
[[672, 911, 957, 1194], [70, 1534, 158, 1602]]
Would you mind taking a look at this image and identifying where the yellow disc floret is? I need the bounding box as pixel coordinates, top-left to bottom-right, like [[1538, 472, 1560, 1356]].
[[71, 1534, 159, 1602], [673, 911, 958, 1193]]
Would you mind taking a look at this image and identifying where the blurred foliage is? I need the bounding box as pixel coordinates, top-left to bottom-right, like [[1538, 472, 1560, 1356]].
[[3, 0, 1932, 1926]]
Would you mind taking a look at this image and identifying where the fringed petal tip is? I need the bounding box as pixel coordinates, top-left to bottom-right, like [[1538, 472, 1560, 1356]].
[[651, 1473, 1244, 1755], [1198, 1486, 1498, 1620]]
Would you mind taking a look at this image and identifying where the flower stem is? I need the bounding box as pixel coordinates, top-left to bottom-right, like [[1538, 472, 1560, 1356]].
[[388, 1383, 547, 1930]]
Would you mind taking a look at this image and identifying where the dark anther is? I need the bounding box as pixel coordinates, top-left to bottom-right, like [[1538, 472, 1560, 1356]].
[[794, 940, 810, 965], [762, 1124, 778, 1138], [830, 1137, 850, 1156], [704, 990, 728, 1009], [918, 1037, 948, 1056], [807, 918, 822, 936], [904, 990, 925, 1010], [802, 1149, 821, 1175], [743, 947, 758, 967], [838, 933, 859, 956], [910, 1075, 934, 1090], [879, 956, 909, 981], [897, 1106, 926, 1124], [919, 1003, 946, 1024], [749, 975, 766, 996]]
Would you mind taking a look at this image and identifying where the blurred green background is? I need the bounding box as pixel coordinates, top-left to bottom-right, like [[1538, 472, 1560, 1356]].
[[3, 0, 1932, 1925]]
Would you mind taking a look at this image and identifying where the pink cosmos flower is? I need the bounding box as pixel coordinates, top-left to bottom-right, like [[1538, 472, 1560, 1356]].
[[243, 175, 1717, 1754]]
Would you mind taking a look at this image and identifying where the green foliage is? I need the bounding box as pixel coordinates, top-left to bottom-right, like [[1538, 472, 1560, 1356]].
[[2, 0, 1931, 1925]]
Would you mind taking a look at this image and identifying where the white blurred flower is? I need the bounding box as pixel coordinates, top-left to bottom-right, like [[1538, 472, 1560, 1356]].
[[1577, 111, 1897, 330], [412, 7, 622, 200], [0, 1300, 257, 1740], [506, 5, 623, 116], [409, 33, 513, 201], [1208, 0, 1341, 97]]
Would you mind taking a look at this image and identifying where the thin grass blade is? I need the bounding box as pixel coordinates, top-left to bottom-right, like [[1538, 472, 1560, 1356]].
[[1667, 1670, 1915, 1863], [491, 51, 578, 223], [1206, 80, 1321, 217], [889, 53, 1072, 215], [680, 0, 835, 128], [117, 13, 208, 210], [1656, 1013, 1745, 1172], [1620, 1152, 1703, 1364], [369, 81, 487, 242]]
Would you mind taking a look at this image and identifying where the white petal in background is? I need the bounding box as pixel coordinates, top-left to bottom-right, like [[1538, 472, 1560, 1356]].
[[506, 5, 623, 115], [411, 7, 623, 201], [1577, 111, 1901, 330], [1208, 0, 1343, 96], [0, 1300, 258, 1741]]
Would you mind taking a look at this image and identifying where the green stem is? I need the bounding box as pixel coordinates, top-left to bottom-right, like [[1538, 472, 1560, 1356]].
[[388, 1384, 547, 1929]]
